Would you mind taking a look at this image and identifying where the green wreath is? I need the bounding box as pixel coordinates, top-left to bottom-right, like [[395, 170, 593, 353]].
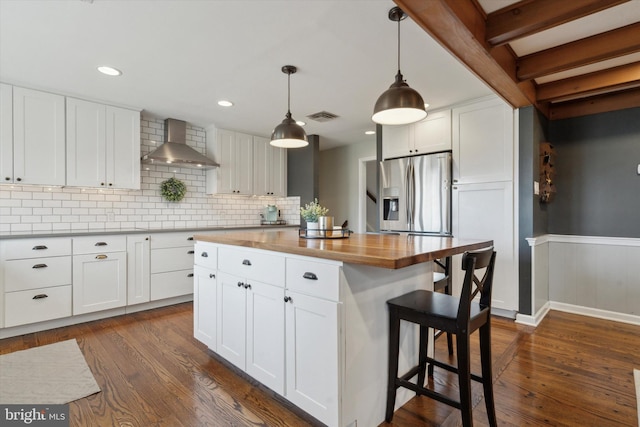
[[160, 177, 187, 202]]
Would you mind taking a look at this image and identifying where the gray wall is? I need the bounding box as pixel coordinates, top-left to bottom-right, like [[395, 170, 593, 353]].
[[287, 134, 320, 226], [548, 107, 640, 237], [517, 106, 549, 315], [319, 139, 376, 232]]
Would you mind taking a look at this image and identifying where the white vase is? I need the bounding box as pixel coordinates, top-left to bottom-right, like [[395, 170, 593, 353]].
[[306, 221, 319, 237]]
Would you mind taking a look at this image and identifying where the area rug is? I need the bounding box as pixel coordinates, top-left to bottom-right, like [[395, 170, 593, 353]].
[[635, 369, 640, 427], [0, 339, 100, 404]]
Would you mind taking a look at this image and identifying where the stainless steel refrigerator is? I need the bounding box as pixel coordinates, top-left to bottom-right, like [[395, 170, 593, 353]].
[[379, 151, 452, 235]]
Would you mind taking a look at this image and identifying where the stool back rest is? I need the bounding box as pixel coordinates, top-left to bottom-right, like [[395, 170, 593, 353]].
[[457, 247, 497, 328]]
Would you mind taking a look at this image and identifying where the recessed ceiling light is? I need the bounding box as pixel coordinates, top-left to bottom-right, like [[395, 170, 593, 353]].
[[296, 120, 306, 126], [365, 130, 376, 135], [217, 100, 233, 107], [97, 66, 122, 76]]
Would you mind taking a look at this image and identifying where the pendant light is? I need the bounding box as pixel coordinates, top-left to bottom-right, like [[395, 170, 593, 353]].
[[372, 7, 427, 126], [271, 65, 308, 148]]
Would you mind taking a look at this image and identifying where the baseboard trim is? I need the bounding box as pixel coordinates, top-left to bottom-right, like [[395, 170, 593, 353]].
[[515, 301, 550, 327], [550, 302, 640, 326]]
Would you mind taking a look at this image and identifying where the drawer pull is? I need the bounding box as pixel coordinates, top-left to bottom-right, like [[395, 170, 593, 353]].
[[95, 242, 108, 246], [187, 237, 194, 241], [242, 259, 252, 266], [95, 254, 108, 260], [209, 273, 215, 279], [187, 250, 195, 254], [284, 296, 293, 303], [32, 245, 48, 250], [303, 272, 318, 280], [32, 294, 48, 300], [32, 263, 48, 269], [201, 252, 208, 258], [187, 273, 194, 278], [237, 281, 244, 287]]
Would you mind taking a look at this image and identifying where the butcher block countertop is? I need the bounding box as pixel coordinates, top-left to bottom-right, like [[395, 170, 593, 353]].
[[194, 230, 493, 269]]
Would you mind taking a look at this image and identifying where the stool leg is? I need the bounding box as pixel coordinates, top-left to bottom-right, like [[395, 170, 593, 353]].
[[417, 324, 428, 389], [480, 322, 497, 427], [456, 333, 473, 427], [385, 309, 401, 422], [444, 284, 454, 355]]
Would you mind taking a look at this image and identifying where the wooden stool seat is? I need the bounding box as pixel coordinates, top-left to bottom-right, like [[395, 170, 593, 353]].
[[385, 247, 497, 427]]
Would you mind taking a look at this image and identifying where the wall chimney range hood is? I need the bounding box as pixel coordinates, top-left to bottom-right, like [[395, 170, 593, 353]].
[[141, 118, 219, 169]]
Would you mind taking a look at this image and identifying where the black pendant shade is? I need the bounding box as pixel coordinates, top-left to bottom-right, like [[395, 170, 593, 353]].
[[271, 65, 308, 148], [372, 7, 427, 126]]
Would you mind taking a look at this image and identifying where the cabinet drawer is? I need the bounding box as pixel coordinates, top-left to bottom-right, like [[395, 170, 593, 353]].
[[150, 232, 195, 249], [151, 247, 195, 273], [4, 256, 72, 292], [151, 270, 194, 300], [73, 235, 126, 254], [0, 238, 71, 260], [5, 285, 72, 328], [286, 258, 340, 301], [218, 246, 284, 285], [194, 242, 217, 270]]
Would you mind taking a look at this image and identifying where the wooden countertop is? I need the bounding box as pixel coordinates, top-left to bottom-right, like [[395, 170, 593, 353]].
[[194, 230, 493, 269]]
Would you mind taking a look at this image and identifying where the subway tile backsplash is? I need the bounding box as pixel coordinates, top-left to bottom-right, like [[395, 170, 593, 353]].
[[0, 116, 300, 233]]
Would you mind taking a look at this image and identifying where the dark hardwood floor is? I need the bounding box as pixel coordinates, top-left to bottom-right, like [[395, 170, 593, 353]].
[[1, 303, 639, 426]]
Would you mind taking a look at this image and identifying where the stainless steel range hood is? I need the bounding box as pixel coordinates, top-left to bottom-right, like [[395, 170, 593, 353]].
[[141, 118, 219, 169]]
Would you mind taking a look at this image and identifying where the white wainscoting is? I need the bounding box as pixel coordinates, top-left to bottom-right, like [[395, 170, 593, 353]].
[[517, 234, 640, 327]]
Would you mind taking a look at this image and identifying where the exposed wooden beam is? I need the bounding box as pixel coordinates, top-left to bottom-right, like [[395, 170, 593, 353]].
[[537, 62, 640, 102], [518, 22, 640, 80], [548, 87, 640, 119], [486, 0, 629, 46], [394, 0, 532, 109]]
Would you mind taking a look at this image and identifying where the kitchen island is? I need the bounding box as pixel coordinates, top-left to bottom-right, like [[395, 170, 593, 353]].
[[193, 230, 492, 427]]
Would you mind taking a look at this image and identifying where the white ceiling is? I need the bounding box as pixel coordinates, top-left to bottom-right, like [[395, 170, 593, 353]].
[[0, 0, 494, 150]]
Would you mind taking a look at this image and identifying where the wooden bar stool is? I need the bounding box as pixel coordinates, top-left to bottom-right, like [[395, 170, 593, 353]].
[[385, 247, 497, 427]]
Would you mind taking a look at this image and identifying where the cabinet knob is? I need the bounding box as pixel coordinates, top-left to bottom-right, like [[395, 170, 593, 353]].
[[237, 281, 244, 287], [209, 273, 215, 279], [108, 183, 113, 186], [187, 273, 194, 278], [32, 263, 48, 269], [284, 296, 293, 303], [16, 177, 22, 182], [244, 283, 251, 290], [101, 182, 105, 186], [145, 237, 149, 241], [4, 177, 9, 181], [32, 294, 49, 300], [187, 237, 194, 241], [187, 250, 195, 254]]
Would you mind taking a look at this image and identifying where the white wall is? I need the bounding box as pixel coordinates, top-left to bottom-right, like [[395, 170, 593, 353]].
[[0, 116, 300, 232]]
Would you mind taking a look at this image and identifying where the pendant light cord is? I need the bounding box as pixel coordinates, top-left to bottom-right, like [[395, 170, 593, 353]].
[[287, 71, 291, 115], [397, 16, 401, 74]]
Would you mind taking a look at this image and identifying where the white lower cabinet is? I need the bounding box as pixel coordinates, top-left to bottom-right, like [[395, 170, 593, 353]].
[[73, 251, 127, 315], [149, 232, 195, 300], [194, 265, 217, 350], [284, 290, 339, 427], [127, 235, 150, 305], [217, 270, 285, 394]]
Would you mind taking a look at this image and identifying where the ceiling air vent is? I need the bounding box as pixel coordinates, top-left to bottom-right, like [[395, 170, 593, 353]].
[[307, 111, 339, 123]]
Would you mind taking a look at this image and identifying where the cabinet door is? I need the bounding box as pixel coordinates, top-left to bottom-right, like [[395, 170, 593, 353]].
[[194, 265, 217, 350], [127, 235, 150, 305], [413, 109, 451, 154], [13, 87, 65, 185], [452, 97, 513, 184], [382, 124, 411, 159], [73, 251, 127, 314], [285, 291, 339, 427], [234, 132, 254, 195], [270, 142, 287, 196], [106, 106, 140, 189], [253, 136, 269, 196], [216, 271, 247, 369], [212, 129, 235, 194], [0, 83, 13, 183], [246, 280, 285, 394], [66, 98, 106, 187], [452, 181, 516, 311]]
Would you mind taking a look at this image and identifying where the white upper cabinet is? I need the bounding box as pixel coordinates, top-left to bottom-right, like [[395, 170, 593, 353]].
[[253, 136, 287, 196], [206, 128, 254, 195], [452, 97, 514, 184], [0, 83, 12, 184], [66, 97, 140, 189], [10, 87, 66, 185], [382, 109, 452, 159]]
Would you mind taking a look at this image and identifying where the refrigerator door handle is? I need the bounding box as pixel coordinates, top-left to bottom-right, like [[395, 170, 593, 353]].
[[405, 161, 411, 229]]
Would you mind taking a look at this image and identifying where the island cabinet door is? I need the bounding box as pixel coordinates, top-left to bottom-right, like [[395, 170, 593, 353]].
[[194, 265, 217, 350], [246, 280, 285, 395], [216, 271, 247, 370], [284, 291, 340, 427]]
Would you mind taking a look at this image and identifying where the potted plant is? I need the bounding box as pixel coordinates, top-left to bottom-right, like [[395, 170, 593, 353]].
[[300, 198, 329, 235]]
